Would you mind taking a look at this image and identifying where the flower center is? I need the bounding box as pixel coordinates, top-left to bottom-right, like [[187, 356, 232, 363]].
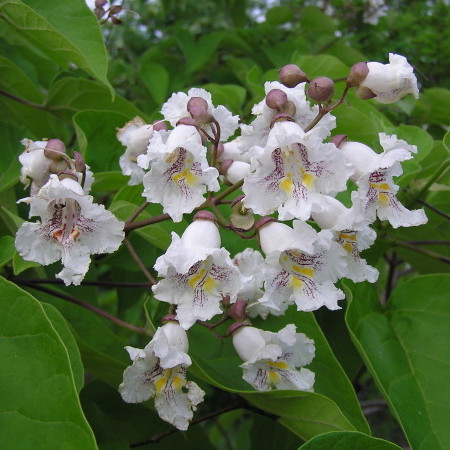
[[50, 199, 81, 243]]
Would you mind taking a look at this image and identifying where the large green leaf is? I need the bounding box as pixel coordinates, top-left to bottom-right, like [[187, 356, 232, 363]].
[[0, 0, 111, 92], [73, 110, 130, 173], [299, 431, 401, 449], [0, 277, 96, 448], [0, 121, 23, 193], [346, 276, 450, 449]]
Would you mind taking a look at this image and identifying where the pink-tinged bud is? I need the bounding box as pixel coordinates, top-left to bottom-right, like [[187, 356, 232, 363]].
[[279, 64, 309, 87], [187, 97, 211, 124], [220, 159, 233, 175], [307, 77, 335, 102], [355, 85, 377, 100], [228, 300, 248, 321], [176, 117, 198, 127], [215, 142, 225, 159], [193, 210, 217, 222], [331, 134, 348, 148], [254, 216, 275, 231], [152, 120, 168, 132], [227, 322, 248, 337], [265, 89, 288, 111], [95, 0, 107, 7], [346, 62, 369, 87], [44, 139, 66, 161], [73, 151, 86, 173]]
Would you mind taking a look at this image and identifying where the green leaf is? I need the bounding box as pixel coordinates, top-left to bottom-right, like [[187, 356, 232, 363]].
[[0, 277, 96, 448], [46, 78, 143, 120], [0, 235, 15, 268], [91, 171, 129, 194], [0, 121, 24, 193], [13, 251, 40, 275], [299, 431, 401, 449], [73, 110, 130, 173], [265, 6, 293, 25], [292, 54, 348, 80], [0, 0, 112, 92], [346, 276, 450, 449], [201, 83, 246, 114], [138, 61, 170, 105]]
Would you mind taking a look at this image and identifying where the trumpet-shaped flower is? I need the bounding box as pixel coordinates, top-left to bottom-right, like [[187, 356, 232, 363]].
[[232, 324, 315, 391], [359, 53, 419, 104], [342, 133, 427, 228], [161, 88, 239, 141], [137, 125, 219, 222], [15, 175, 124, 285], [256, 221, 346, 316], [153, 218, 241, 329], [243, 121, 352, 220], [119, 321, 205, 430]]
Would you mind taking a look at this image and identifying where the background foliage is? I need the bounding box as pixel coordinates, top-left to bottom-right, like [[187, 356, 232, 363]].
[[0, 0, 449, 448]]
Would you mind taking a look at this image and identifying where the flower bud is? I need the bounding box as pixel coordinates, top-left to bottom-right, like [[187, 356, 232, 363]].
[[257, 221, 298, 255], [226, 161, 250, 184], [44, 139, 66, 161], [160, 321, 189, 354], [152, 120, 168, 132], [73, 151, 86, 173], [307, 77, 335, 102], [110, 16, 122, 25], [181, 212, 220, 249], [58, 171, 79, 183], [339, 140, 378, 180], [265, 89, 288, 111], [95, 0, 107, 7], [230, 195, 254, 231], [176, 117, 198, 127], [187, 97, 211, 124], [346, 62, 369, 87], [109, 4, 122, 14], [279, 64, 309, 87], [228, 300, 248, 321]]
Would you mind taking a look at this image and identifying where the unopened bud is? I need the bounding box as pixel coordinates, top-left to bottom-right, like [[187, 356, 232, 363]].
[[279, 64, 309, 87], [228, 300, 248, 321], [220, 159, 233, 175], [73, 151, 86, 173], [152, 120, 168, 132], [283, 100, 296, 116], [355, 85, 377, 100], [95, 0, 107, 7], [227, 322, 247, 337], [187, 97, 211, 124], [307, 77, 335, 102], [44, 139, 66, 161], [331, 134, 348, 148], [265, 89, 288, 111], [346, 62, 369, 87]]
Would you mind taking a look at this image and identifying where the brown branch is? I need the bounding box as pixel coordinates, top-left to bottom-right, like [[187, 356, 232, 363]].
[[14, 277, 151, 288], [124, 238, 157, 285], [19, 281, 148, 335], [213, 179, 244, 204], [394, 240, 450, 265], [126, 201, 149, 224], [417, 199, 450, 221], [124, 213, 171, 232], [0, 89, 48, 111]]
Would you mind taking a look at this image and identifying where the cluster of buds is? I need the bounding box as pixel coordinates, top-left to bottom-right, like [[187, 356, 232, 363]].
[[15, 53, 425, 430], [93, 0, 122, 24]]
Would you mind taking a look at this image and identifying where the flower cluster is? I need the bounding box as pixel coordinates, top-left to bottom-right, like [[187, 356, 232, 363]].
[[15, 53, 426, 431]]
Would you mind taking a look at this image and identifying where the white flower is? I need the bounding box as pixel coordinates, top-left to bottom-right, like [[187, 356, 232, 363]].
[[153, 218, 241, 329], [344, 133, 427, 228], [119, 322, 205, 431], [243, 121, 352, 221], [256, 221, 346, 315], [15, 175, 124, 285], [241, 81, 336, 150], [161, 88, 239, 141], [233, 248, 265, 303], [312, 196, 379, 283], [117, 117, 155, 185], [225, 161, 251, 184], [137, 125, 219, 222], [232, 325, 315, 391], [359, 53, 419, 104]]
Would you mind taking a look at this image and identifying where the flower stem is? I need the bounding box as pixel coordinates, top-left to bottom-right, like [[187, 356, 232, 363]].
[[14, 277, 151, 288], [126, 201, 149, 224], [393, 239, 450, 265], [417, 199, 450, 221], [124, 238, 157, 285], [124, 213, 171, 232], [19, 281, 149, 335], [213, 179, 244, 204]]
